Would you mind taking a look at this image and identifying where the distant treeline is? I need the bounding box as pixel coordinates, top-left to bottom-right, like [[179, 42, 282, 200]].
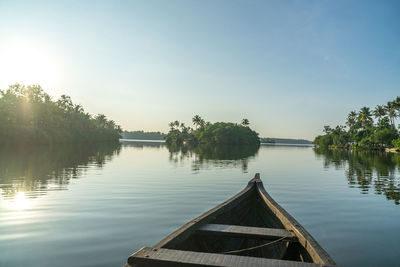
[[260, 138, 312, 144], [121, 130, 166, 140], [0, 84, 122, 144], [314, 97, 400, 150]]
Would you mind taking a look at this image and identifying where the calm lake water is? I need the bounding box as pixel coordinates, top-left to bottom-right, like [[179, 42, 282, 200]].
[[1, 140, 400, 267]]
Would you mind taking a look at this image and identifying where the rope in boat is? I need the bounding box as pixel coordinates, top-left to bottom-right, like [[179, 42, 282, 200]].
[[223, 236, 288, 254]]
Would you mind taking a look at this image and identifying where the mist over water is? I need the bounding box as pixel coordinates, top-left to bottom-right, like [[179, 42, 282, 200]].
[[1, 141, 399, 267]]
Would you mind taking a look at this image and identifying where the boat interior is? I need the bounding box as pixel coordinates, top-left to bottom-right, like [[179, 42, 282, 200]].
[[126, 175, 336, 267], [161, 184, 313, 262]]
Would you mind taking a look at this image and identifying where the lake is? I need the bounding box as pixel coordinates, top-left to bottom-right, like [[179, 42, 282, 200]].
[[1, 140, 399, 267]]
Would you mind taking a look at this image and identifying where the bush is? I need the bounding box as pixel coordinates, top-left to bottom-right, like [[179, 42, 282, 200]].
[[371, 128, 398, 147], [313, 134, 333, 148], [393, 138, 400, 149]]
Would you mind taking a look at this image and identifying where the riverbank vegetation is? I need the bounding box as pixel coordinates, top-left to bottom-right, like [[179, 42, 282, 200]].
[[165, 116, 260, 147], [0, 84, 122, 144], [314, 97, 400, 150]]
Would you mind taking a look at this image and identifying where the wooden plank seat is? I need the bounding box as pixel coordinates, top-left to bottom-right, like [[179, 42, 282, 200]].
[[128, 247, 334, 267], [197, 223, 296, 240]]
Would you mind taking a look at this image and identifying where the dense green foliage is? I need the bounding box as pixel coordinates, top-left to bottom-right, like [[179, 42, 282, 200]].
[[393, 137, 400, 150], [122, 130, 166, 140], [165, 116, 260, 147], [0, 84, 122, 144], [195, 122, 260, 145], [314, 97, 400, 150]]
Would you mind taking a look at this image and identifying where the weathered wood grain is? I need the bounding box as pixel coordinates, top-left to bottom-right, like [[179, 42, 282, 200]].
[[128, 247, 334, 267], [198, 223, 296, 240]]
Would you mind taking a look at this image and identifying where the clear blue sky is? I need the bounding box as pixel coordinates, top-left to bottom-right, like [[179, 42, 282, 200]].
[[0, 0, 399, 139]]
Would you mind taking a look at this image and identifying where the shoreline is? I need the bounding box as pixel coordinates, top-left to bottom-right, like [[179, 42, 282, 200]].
[[315, 146, 399, 153], [385, 148, 399, 153]]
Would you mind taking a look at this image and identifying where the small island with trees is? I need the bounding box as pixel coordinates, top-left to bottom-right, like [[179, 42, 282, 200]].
[[0, 83, 122, 144], [314, 96, 400, 151], [165, 115, 260, 147], [165, 116, 260, 160]]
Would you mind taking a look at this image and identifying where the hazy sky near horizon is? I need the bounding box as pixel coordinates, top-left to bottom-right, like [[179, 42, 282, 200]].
[[0, 0, 399, 139]]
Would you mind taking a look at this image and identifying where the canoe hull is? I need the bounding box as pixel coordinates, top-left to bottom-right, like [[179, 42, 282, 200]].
[[125, 173, 337, 266]]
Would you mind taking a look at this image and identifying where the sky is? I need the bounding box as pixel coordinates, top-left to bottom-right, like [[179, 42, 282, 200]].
[[0, 0, 399, 140]]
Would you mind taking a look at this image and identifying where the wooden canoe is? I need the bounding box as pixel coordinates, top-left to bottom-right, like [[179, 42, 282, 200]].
[[125, 173, 337, 267]]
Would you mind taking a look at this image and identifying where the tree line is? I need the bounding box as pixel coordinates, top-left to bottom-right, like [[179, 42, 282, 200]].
[[314, 97, 400, 150], [0, 84, 122, 144]]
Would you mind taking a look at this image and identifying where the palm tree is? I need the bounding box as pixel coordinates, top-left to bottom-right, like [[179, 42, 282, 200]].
[[385, 101, 396, 126], [199, 118, 205, 128], [373, 105, 386, 124], [168, 122, 175, 130], [394, 96, 400, 107], [74, 104, 84, 113], [106, 120, 116, 129], [192, 115, 205, 129], [192, 115, 202, 129], [180, 123, 189, 136], [346, 111, 357, 129], [95, 114, 107, 127], [394, 96, 400, 124], [323, 125, 332, 134], [241, 118, 250, 126], [358, 107, 373, 128]]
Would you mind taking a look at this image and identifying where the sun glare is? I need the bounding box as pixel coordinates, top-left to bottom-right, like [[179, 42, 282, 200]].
[[5, 192, 32, 211], [0, 41, 59, 88]]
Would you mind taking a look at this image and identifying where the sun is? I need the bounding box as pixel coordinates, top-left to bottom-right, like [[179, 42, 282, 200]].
[[0, 41, 59, 89]]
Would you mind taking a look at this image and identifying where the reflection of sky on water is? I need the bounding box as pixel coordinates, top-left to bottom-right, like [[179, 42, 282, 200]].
[[4, 140, 399, 205], [1, 141, 400, 267]]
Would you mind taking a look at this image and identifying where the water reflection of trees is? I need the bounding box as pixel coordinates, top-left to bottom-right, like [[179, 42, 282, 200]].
[[314, 148, 400, 205], [119, 140, 165, 149], [167, 144, 259, 172], [0, 142, 121, 199]]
